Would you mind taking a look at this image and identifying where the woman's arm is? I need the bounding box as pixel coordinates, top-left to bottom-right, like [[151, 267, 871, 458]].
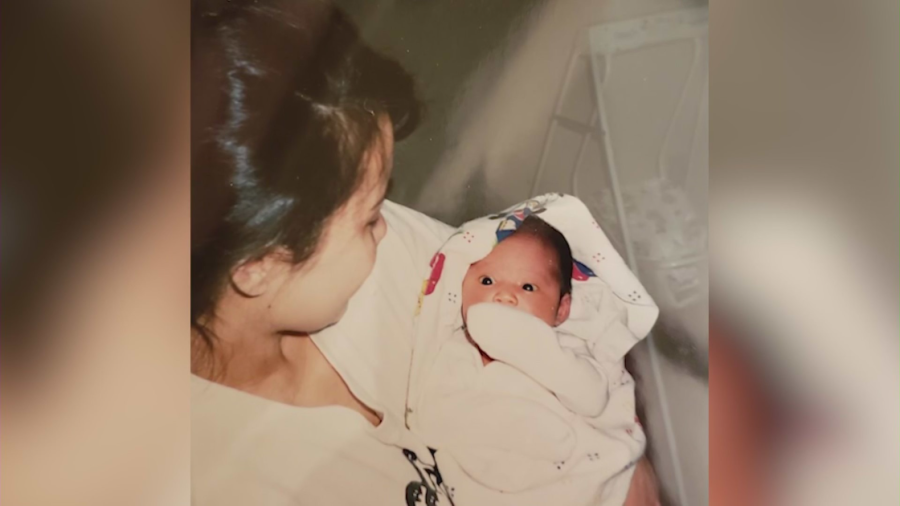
[[623, 458, 661, 506]]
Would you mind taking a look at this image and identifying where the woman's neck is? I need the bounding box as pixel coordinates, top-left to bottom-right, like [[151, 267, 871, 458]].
[[193, 293, 380, 424], [193, 291, 286, 386]]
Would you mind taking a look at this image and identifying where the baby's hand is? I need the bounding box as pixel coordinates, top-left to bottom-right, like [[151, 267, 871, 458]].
[[466, 303, 559, 370], [467, 302, 608, 417]]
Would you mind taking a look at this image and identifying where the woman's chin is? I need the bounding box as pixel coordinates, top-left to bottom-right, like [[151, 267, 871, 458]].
[[311, 304, 349, 333], [334, 302, 349, 321]]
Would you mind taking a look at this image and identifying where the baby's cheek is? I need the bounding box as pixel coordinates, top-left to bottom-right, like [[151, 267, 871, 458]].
[[460, 280, 475, 305], [460, 294, 479, 325], [531, 299, 558, 326], [462, 289, 487, 309]]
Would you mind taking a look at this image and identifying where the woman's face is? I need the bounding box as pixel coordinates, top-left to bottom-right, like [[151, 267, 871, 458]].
[[262, 115, 394, 333]]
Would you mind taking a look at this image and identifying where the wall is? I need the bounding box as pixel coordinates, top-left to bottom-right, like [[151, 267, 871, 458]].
[[336, 0, 546, 206]]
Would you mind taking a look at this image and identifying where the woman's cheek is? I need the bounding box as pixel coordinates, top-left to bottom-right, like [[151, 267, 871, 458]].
[[352, 236, 379, 292]]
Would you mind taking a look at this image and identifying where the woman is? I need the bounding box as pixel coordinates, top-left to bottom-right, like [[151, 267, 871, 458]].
[[191, 1, 660, 504]]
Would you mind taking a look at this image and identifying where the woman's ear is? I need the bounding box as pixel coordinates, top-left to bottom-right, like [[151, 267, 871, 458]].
[[230, 253, 282, 297], [555, 293, 572, 326]]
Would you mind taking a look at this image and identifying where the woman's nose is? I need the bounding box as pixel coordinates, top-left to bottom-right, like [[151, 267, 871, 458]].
[[493, 289, 517, 306]]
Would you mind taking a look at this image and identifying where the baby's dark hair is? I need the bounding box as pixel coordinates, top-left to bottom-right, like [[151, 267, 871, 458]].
[[512, 215, 573, 297]]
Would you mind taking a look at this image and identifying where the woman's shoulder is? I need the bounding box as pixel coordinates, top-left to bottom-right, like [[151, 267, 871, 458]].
[[381, 200, 455, 262]]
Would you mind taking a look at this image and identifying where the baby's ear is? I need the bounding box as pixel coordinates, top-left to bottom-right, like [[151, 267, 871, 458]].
[[555, 293, 572, 326]]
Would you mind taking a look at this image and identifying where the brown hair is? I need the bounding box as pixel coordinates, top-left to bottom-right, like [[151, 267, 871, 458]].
[[191, 0, 422, 368]]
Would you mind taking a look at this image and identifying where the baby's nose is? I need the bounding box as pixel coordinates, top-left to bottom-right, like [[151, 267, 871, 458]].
[[493, 290, 517, 306]]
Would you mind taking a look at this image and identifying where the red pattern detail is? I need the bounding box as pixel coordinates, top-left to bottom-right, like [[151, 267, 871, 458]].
[[424, 253, 446, 295]]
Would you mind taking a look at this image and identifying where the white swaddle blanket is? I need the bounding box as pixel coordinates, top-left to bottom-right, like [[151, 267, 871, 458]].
[[406, 194, 659, 506]]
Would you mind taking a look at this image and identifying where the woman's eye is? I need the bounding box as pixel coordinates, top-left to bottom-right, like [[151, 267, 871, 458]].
[[522, 283, 535, 292], [480, 276, 493, 286]]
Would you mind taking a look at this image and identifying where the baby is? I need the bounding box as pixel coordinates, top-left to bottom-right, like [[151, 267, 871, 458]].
[[461, 215, 607, 417], [462, 214, 572, 365], [414, 215, 613, 496]]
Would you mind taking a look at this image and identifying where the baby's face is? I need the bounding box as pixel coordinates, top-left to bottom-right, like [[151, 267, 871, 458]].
[[462, 233, 571, 327]]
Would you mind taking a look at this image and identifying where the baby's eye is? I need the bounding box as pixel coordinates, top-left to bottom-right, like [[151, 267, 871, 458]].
[[522, 283, 535, 292], [480, 276, 493, 286]]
